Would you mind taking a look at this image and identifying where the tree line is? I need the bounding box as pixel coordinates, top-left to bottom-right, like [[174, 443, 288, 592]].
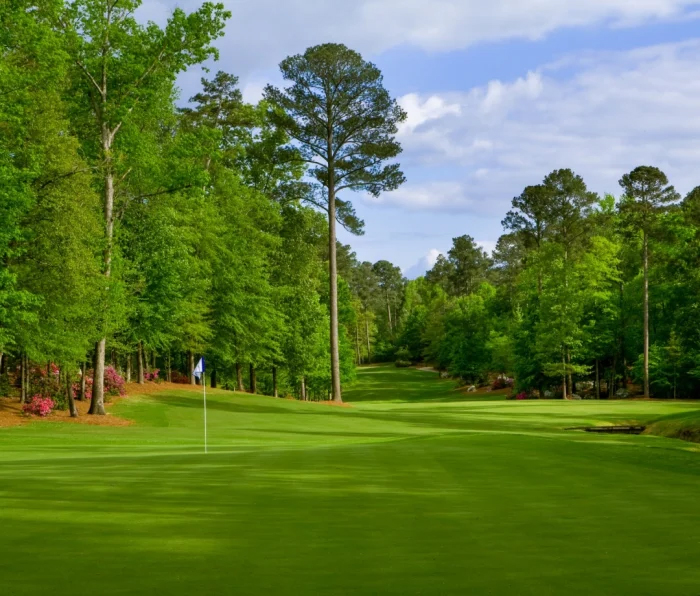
[[0, 0, 405, 413], [364, 168, 700, 399], [3, 1, 697, 412]]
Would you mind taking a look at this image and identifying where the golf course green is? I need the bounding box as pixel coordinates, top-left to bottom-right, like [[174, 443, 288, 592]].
[[1, 365, 699, 595]]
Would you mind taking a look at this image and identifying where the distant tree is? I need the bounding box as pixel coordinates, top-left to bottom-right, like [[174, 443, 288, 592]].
[[426, 236, 491, 297], [372, 260, 404, 336], [618, 166, 679, 398], [502, 185, 552, 293], [543, 169, 598, 259], [265, 43, 406, 402]]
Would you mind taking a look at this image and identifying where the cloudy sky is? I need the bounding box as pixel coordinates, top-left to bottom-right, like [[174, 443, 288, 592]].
[[139, 0, 700, 278]]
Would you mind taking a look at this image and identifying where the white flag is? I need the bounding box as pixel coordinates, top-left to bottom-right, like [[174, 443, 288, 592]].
[[193, 357, 205, 380]]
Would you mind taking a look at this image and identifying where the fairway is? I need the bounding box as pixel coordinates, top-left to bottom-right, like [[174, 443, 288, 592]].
[[1, 366, 700, 595]]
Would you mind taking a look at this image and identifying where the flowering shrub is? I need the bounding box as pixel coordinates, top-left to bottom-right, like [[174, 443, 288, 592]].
[[23, 395, 55, 417], [104, 367, 126, 397], [29, 363, 62, 401], [71, 367, 125, 401], [171, 371, 189, 384], [492, 376, 515, 390], [72, 374, 93, 401], [516, 391, 529, 401], [144, 369, 160, 382]]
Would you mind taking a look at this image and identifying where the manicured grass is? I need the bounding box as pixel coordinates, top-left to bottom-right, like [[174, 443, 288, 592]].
[[1, 367, 699, 595], [646, 409, 700, 443]]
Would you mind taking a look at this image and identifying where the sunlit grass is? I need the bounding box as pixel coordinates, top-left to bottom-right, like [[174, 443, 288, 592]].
[[1, 367, 699, 595]]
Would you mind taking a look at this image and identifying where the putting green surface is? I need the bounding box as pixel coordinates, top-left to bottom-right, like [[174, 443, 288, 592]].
[[1, 366, 699, 595]]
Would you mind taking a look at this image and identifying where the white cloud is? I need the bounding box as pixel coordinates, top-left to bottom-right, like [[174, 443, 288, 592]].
[[365, 182, 478, 212], [392, 40, 700, 215], [398, 94, 461, 133], [476, 240, 497, 256], [137, 0, 700, 80], [404, 248, 444, 279]]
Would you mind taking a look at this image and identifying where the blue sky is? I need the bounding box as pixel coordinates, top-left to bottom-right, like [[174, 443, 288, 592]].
[[139, 0, 700, 277]]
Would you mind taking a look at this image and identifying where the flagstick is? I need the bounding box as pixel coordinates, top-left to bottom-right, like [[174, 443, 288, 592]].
[[203, 371, 208, 455]]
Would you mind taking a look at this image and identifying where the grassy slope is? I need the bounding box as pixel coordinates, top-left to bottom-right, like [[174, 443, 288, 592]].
[[1, 366, 699, 595], [645, 409, 700, 443]]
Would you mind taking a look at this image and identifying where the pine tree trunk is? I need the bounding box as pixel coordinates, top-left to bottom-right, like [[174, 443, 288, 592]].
[[355, 324, 361, 365], [365, 316, 371, 364], [79, 362, 87, 401], [595, 358, 600, 400], [566, 349, 573, 396], [328, 173, 342, 403], [249, 364, 256, 394], [92, 118, 116, 416], [89, 339, 106, 415], [562, 350, 568, 400], [272, 366, 278, 398], [65, 367, 78, 418], [20, 353, 27, 404], [386, 292, 393, 334], [166, 352, 172, 383], [188, 351, 195, 386], [643, 231, 650, 398], [301, 377, 307, 401], [125, 353, 131, 383], [236, 363, 243, 391], [137, 342, 145, 384]]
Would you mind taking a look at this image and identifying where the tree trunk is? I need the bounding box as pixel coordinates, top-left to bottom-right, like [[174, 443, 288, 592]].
[[137, 342, 145, 384], [249, 364, 256, 394], [92, 118, 116, 417], [20, 353, 27, 404], [188, 351, 195, 385], [89, 339, 106, 415], [595, 358, 600, 400], [355, 324, 361, 366], [236, 363, 244, 391], [365, 315, 371, 364], [566, 349, 573, 396], [301, 377, 307, 401], [125, 353, 131, 383], [272, 366, 278, 398], [643, 231, 650, 398], [65, 367, 78, 418], [211, 368, 217, 389], [562, 350, 568, 400], [79, 362, 87, 401], [328, 156, 342, 403], [386, 292, 393, 334], [166, 352, 172, 383]]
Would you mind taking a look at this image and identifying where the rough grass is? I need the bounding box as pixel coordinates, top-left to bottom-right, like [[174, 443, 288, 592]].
[[1, 365, 699, 595]]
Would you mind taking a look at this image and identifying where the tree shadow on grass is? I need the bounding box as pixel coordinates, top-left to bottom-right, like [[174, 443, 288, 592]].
[[148, 394, 346, 417]]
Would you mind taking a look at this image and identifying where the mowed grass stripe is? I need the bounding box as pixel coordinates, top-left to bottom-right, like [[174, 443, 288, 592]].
[[0, 366, 699, 594]]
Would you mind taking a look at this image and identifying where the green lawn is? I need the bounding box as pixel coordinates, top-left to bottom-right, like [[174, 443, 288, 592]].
[[1, 366, 699, 595]]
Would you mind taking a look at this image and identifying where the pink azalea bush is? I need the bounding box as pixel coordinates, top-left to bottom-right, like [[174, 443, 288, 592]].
[[72, 374, 94, 401], [492, 376, 515, 390], [144, 368, 160, 382], [171, 371, 189, 384], [104, 366, 126, 397], [23, 395, 55, 417], [72, 367, 125, 401]]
